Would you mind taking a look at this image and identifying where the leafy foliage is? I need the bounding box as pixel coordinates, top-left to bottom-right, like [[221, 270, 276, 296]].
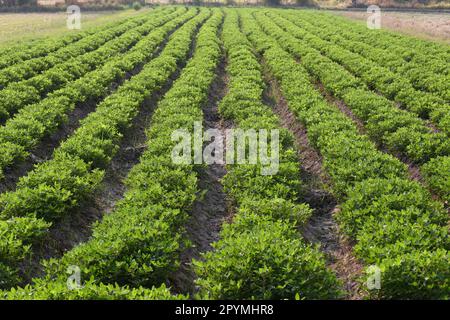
[[1, 280, 186, 300], [195, 215, 342, 300], [243, 10, 449, 299], [0, 8, 206, 289]]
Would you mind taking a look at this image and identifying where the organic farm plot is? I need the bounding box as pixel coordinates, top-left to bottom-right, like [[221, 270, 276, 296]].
[[0, 6, 448, 300]]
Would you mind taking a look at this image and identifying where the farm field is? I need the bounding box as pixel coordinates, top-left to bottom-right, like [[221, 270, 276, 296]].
[[331, 10, 450, 44], [0, 6, 448, 301], [0, 9, 149, 49]]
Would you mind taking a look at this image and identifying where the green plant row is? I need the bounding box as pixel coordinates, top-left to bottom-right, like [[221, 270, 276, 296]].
[[0, 11, 158, 88], [0, 36, 84, 70], [253, 12, 450, 202], [0, 9, 197, 179], [284, 11, 450, 75], [1, 280, 186, 300], [193, 9, 342, 300], [0, 8, 222, 300], [266, 11, 450, 135], [0, 11, 154, 71], [280, 10, 449, 102], [289, 10, 449, 75], [0, 8, 209, 290], [241, 11, 449, 299], [0, 7, 184, 122]]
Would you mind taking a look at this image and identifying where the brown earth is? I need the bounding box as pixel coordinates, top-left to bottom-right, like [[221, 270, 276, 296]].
[[331, 10, 450, 43]]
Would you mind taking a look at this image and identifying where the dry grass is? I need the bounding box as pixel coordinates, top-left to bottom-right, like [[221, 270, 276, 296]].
[[316, 0, 450, 9], [0, 9, 148, 49], [331, 10, 450, 44]]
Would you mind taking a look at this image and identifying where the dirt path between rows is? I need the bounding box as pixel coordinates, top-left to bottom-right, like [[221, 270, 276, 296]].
[[313, 72, 447, 205], [261, 60, 365, 300], [170, 49, 232, 296]]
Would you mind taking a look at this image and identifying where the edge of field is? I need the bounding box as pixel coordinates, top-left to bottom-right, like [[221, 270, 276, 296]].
[[0, 8, 152, 49], [324, 9, 450, 44]]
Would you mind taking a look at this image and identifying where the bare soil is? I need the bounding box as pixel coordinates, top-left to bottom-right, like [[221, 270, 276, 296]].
[[331, 10, 450, 43]]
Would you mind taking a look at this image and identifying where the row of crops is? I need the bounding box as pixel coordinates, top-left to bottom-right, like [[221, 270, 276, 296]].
[[0, 7, 448, 299], [254, 10, 450, 203], [242, 10, 449, 299]]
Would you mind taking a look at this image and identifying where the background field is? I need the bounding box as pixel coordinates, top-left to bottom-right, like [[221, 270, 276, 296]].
[[0, 8, 149, 48], [316, 0, 450, 9]]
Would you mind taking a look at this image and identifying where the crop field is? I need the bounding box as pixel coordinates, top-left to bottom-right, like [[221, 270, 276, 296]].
[[0, 6, 448, 301], [0, 9, 147, 49]]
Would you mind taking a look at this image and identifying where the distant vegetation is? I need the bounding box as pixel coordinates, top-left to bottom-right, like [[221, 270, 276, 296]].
[[0, 1, 146, 12], [315, 0, 450, 8], [1, 0, 449, 9]]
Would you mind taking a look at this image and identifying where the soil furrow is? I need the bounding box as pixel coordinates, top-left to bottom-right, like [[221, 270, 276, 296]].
[[18, 13, 204, 283], [170, 44, 231, 297], [261, 59, 365, 300], [311, 70, 443, 201], [0, 15, 193, 195]]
